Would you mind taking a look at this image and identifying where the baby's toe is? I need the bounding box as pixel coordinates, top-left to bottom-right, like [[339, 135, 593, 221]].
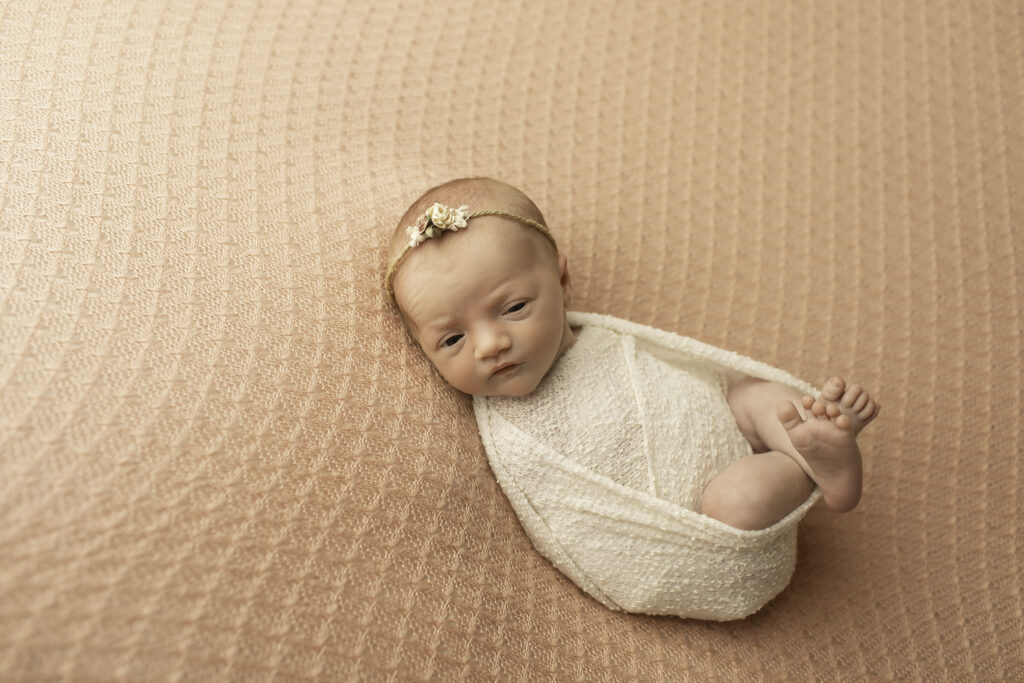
[[822, 377, 846, 402], [859, 398, 879, 421], [778, 400, 804, 430], [825, 403, 841, 418], [851, 390, 870, 412], [835, 414, 852, 431], [811, 399, 829, 418], [840, 383, 863, 407]]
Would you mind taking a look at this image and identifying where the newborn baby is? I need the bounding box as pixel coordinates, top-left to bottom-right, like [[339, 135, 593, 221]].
[[385, 177, 879, 620]]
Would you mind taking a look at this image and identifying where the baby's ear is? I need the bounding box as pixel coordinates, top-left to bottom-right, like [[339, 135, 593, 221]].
[[557, 252, 572, 304]]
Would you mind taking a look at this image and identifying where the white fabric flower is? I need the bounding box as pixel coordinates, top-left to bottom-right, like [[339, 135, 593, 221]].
[[406, 224, 427, 247], [405, 203, 470, 248]]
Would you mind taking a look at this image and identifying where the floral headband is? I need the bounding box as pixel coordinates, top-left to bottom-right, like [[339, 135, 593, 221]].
[[385, 202, 558, 304]]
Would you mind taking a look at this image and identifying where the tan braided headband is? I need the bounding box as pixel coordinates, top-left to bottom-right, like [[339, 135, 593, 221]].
[[385, 202, 558, 304]]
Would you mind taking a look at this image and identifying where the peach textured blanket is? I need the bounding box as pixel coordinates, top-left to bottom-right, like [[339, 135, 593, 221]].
[[1, 0, 1021, 679]]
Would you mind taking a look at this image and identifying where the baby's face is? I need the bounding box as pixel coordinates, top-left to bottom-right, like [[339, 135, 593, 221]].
[[394, 220, 574, 397]]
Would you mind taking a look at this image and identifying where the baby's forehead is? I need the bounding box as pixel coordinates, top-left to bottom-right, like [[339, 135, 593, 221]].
[[401, 234, 530, 299], [427, 216, 544, 265], [397, 230, 547, 324]]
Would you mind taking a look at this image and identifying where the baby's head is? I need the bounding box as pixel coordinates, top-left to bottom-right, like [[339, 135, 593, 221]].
[[385, 178, 575, 397]]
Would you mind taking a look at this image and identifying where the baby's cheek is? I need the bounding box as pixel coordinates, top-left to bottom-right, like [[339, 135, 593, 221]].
[[437, 357, 465, 388], [424, 353, 446, 379]]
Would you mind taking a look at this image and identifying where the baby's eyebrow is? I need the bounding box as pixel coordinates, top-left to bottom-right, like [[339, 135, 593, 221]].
[[425, 316, 457, 332], [422, 282, 527, 334]]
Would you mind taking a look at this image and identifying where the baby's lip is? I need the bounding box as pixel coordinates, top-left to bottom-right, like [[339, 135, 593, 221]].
[[490, 362, 519, 376]]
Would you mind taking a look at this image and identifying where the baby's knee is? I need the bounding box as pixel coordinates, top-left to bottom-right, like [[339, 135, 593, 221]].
[[702, 461, 801, 531], [700, 477, 757, 530], [698, 483, 725, 522]]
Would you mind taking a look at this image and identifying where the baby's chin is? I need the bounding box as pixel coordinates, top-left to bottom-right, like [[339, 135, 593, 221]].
[[463, 381, 537, 398], [459, 368, 546, 398], [480, 383, 537, 398]]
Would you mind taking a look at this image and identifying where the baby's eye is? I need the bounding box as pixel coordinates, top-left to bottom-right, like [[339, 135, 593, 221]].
[[441, 333, 463, 348], [506, 301, 527, 313]]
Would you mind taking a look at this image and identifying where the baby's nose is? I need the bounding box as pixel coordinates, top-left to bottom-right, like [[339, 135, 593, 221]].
[[474, 327, 511, 359]]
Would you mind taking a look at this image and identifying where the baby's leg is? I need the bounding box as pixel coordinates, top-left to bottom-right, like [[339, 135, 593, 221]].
[[699, 451, 814, 530], [701, 376, 880, 528]]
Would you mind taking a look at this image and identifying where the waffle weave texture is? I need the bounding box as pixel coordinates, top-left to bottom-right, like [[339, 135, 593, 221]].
[[1, 0, 1022, 679]]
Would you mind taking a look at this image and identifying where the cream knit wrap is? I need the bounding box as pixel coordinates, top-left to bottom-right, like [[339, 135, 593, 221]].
[[474, 311, 823, 621]]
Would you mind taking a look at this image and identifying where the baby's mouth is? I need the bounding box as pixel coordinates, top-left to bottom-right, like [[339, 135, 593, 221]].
[[491, 363, 519, 377]]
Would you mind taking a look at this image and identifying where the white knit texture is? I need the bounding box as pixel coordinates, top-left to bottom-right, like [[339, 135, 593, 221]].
[[474, 311, 824, 621]]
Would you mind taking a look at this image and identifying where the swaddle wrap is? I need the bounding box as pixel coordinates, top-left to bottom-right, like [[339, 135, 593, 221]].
[[473, 311, 823, 621]]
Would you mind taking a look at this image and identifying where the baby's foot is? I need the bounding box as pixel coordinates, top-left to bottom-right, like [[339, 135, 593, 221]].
[[808, 376, 880, 436], [777, 400, 863, 512]]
